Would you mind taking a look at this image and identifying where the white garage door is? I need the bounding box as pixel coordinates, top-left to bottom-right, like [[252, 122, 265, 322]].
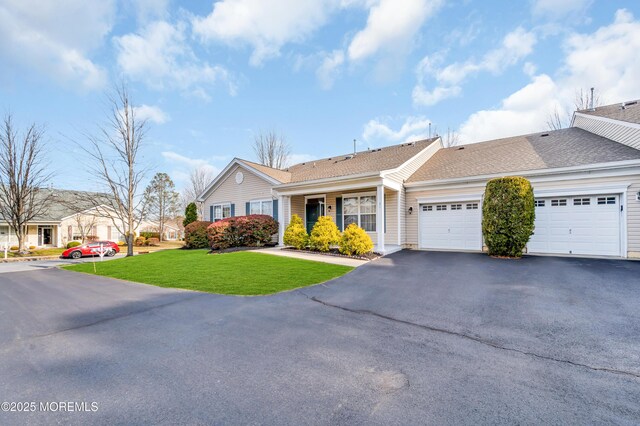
[[528, 195, 621, 256], [419, 202, 482, 250]]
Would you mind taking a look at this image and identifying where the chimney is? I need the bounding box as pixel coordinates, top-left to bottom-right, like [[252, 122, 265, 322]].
[[589, 87, 595, 111], [353, 139, 357, 156]]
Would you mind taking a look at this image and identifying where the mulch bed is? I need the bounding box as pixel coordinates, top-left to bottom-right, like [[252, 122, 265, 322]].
[[282, 247, 381, 261]]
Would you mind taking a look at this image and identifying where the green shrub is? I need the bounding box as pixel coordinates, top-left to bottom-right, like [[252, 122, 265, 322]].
[[183, 202, 198, 227], [184, 221, 213, 249], [140, 231, 160, 239], [207, 215, 279, 250], [283, 214, 308, 249], [339, 223, 373, 256], [118, 241, 126, 246], [309, 216, 341, 252], [67, 241, 81, 249], [28, 245, 36, 250], [134, 236, 147, 246], [482, 176, 535, 257], [10, 245, 19, 251]]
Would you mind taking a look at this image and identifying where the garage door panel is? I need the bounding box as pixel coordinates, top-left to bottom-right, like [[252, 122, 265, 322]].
[[528, 194, 621, 256], [419, 202, 482, 251]]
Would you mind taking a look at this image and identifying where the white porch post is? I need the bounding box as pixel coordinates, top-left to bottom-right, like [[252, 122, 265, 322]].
[[397, 189, 402, 245], [376, 184, 385, 252], [57, 225, 62, 247], [277, 195, 284, 246]]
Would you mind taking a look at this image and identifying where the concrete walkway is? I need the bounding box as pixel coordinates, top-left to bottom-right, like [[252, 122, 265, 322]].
[[258, 247, 368, 267]]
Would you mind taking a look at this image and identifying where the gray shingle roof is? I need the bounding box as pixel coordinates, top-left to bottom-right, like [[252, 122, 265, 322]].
[[579, 100, 640, 125], [407, 128, 640, 183], [237, 159, 293, 183], [30, 188, 112, 222], [282, 137, 439, 183]]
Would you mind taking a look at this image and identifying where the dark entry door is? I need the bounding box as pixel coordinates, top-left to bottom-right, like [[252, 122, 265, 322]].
[[306, 198, 324, 233]]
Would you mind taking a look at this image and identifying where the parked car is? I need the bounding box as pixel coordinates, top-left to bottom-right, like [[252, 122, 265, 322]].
[[61, 241, 120, 259]]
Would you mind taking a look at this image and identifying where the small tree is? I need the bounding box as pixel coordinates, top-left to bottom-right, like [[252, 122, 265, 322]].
[[0, 114, 54, 252], [309, 216, 341, 252], [143, 172, 179, 241], [183, 202, 198, 227], [482, 176, 535, 258], [283, 214, 308, 249]]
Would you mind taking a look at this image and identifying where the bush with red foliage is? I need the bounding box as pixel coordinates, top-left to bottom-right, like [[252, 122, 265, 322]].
[[184, 221, 213, 249], [207, 215, 278, 250]]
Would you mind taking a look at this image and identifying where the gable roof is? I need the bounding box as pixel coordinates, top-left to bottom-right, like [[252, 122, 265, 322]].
[[282, 137, 439, 183], [578, 100, 640, 125], [406, 128, 640, 183], [237, 159, 293, 183], [29, 188, 111, 222]]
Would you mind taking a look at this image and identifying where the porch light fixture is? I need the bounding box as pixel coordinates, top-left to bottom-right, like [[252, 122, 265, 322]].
[[327, 205, 332, 213], [408, 206, 413, 214]]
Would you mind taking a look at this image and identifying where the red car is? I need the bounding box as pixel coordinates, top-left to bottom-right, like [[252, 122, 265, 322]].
[[62, 241, 120, 259]]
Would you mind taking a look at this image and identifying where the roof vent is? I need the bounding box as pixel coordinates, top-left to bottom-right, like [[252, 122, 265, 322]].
[[345, 155, 353, 160], [457, 146, 465, 150], [540, 133, 549, 137], [622, 101, 637, 110]]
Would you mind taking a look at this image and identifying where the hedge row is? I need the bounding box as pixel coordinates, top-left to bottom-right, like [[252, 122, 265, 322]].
[[284, 214, 373, 256], [208, 215, 278, 250]]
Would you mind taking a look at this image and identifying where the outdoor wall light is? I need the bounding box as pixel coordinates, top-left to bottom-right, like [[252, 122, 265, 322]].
[[408, 206, 413, 214], [327, 205, 332, 212]]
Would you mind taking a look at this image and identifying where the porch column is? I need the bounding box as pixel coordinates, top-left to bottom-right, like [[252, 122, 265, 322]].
[[277, 195, 284, 246], [376, 184, 385, 252], [397, 189, 402, 246], [56, 225, 62, 247]]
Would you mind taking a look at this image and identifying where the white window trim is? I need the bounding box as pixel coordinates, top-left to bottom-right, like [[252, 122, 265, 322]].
[[250, 198, 274, 215], [212, 202, 232, 221], [342, 192, 377, 232]]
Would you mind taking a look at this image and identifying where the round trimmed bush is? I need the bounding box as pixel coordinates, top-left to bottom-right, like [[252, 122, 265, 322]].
[[283, 214, 308, 249], [67, 241, 81, 249], [339, 223, 373, 256], [184, 221, 213, 249], [482, 176, 535, 258], [309, 216, 341, 252], [28, 245, 36, 250], [207, 215, 278, 250], [134, 236, 147, 246], [10, 245, 19, 251]]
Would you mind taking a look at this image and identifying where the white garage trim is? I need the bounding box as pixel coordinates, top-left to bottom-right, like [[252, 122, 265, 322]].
[[416, 193, 484, 204]]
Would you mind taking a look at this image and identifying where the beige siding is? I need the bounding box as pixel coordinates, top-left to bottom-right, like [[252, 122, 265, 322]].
[[202, 165, 274, 220], [573, 114, 640, 150], [405, 173, 640, 257]]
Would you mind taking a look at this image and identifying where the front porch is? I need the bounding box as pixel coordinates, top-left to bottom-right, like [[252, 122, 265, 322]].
[[274, 179, 405, 255]]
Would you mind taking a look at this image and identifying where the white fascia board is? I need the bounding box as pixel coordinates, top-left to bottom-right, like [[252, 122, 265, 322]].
[[59, 204, 110, 221], [405, 159, 640, 191], [197, 158, 282, 202], [416, 193, 483, 204], [574, 112, 640, 130], [273, 176, 383, 196]]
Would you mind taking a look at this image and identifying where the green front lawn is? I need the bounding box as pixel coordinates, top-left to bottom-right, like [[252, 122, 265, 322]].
[[62, 250, 353, 295]]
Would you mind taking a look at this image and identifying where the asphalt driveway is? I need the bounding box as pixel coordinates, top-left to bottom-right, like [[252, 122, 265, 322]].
[[1, 251, 639, 425]]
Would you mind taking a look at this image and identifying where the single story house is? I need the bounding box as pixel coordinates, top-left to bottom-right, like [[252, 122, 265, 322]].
[[198, 100, 640, 258], [0, 189, 181, 248]]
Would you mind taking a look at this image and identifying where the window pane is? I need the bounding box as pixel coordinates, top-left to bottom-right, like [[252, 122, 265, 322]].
[[343, 197, 358, 215], [214, 205, 222, 219], [360, 214, 376, 232], [250, 201, 261, 215], [360, 196, 376, 214], [223, 205, 231, 218], [344, 215, 358, 227], [262, 201, 272, 216]]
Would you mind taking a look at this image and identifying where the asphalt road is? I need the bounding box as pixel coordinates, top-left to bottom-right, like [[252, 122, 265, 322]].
[[0, 254, 123, 274], [1, 251, 639, 425]]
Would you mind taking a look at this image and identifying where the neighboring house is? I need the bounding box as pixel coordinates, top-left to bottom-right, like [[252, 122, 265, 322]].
[[138, 218, 184, 240], [199, 99, 640, 258], [0, 189, 179, 248]]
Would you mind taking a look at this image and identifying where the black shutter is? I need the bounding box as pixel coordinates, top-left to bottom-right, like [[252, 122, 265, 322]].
[[210, 205, 213, 222], [231, 204, 235, 217], [336, 197, 343, 230], [272, 200, 278, 221], [245, 202, 250, 216]]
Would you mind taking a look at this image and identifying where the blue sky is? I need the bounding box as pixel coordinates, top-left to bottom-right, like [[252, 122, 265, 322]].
[[1, 0, 639, 191]]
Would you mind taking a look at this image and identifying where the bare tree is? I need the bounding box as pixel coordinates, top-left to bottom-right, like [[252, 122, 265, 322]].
[[252, 130, 290, 169], [82, 83, 149, 256], [546, 88, 603, 130], [442, 127, 460, 148], [69, 212, 98, 243], [0, 114, 54, 252], [143, 172, 179, 241], [181, 165, 214, 219]]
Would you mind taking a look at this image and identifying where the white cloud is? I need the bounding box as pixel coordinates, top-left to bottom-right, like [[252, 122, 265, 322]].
[[0, 0, 114, 89], [161, 151, 222, 184], [316, 50, 345, 90], [134, 105, 169, 124], [114, 20, 235, 99], [456, 9, 640, 144], [132, 0, 170, 23], [413, 27, 537, 106], [531, 0, 592, 20], [362, 116, 433, 145], [192, 0, 339, 66], [347, 0, 443, 62]]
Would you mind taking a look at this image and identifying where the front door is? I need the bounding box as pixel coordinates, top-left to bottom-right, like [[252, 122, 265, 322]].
[[38, 226, 52, 246], [305, 198, 325, 233]]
